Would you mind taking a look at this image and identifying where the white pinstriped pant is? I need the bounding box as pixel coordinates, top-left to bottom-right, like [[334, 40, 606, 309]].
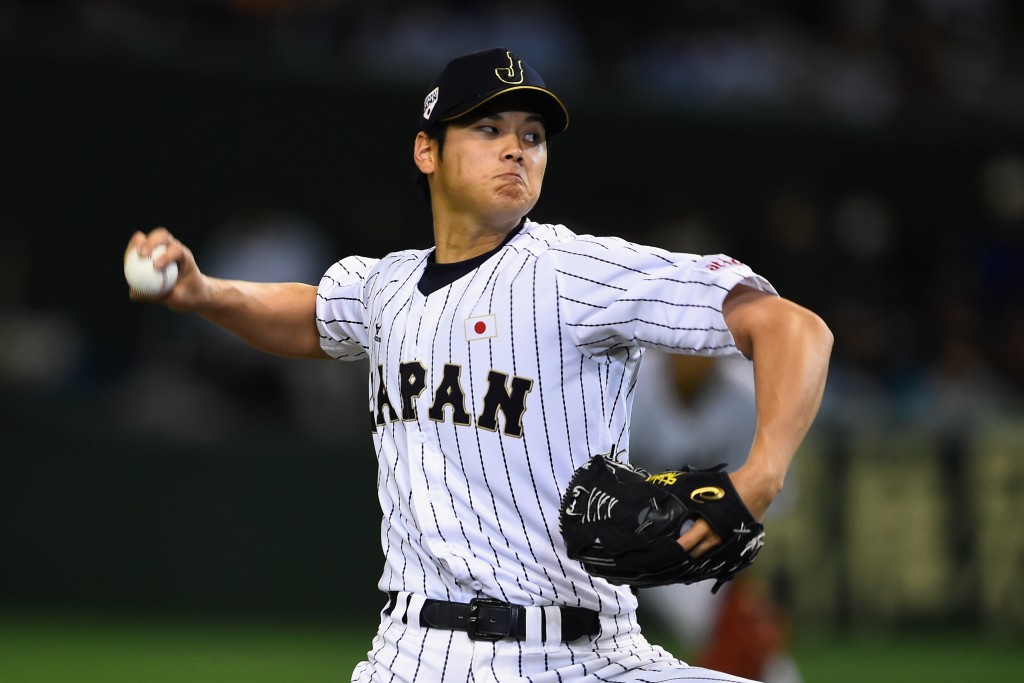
[[351, 591, 758, 683]]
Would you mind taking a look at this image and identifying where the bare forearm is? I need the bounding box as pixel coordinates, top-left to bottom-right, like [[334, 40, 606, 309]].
[[724, 288, 833, 516], [127, 229, 329, 360], [677, 293, 831, 557], [745, 301, 832, 492], [196, 278, 327, 360]]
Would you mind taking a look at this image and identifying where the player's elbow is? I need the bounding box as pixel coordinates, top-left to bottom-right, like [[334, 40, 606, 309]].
[[729, 294, 833, 361], [780, 302, 833, 362], [797, 306, 833, 354]]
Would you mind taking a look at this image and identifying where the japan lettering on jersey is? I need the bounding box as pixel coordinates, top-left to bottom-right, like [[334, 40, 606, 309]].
[[315, 220, 775, 614]]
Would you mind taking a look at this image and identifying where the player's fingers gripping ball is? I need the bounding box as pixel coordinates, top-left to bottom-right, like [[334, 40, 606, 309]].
[[559, 454, 765, 593], [124, 244, 178, 299]]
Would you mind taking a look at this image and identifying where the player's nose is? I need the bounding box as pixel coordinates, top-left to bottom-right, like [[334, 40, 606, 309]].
[[501, 136, 524, 161]]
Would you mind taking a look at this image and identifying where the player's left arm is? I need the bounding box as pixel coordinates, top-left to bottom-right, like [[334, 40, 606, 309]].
[[679, 284, 833, 557]]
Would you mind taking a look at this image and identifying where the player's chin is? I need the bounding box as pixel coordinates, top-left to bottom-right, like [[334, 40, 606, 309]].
[[493, 187, 538, 214]]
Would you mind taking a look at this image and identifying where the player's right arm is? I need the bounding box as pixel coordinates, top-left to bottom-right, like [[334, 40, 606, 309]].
[[127, 228, 329, 360]]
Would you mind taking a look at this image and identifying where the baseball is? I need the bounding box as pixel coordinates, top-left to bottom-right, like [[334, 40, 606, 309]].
[[124, 244, 178, 298]]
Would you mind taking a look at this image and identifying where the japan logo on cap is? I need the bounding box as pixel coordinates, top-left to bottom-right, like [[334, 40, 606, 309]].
[[494, 51, 524, 84]]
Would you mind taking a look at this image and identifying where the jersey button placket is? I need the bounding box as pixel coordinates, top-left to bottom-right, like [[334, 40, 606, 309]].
[[410, 429, 447, 563]]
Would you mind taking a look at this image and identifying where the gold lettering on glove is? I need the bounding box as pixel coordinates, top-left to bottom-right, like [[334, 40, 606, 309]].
[[646, 472, 681, 486]]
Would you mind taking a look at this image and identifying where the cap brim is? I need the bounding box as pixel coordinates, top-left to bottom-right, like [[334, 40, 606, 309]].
[[440, 86, 569, 136]]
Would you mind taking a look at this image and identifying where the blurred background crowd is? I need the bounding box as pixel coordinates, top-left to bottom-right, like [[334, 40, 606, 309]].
[[7, 0, 1024, 128], [2, 0, 1023, 652]]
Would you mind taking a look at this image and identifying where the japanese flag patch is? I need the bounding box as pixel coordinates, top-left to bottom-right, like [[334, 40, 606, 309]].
[[465, 314, 497, 342]]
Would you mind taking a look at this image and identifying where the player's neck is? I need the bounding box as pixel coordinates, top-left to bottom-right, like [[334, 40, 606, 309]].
[[432, 215, 523, 264]]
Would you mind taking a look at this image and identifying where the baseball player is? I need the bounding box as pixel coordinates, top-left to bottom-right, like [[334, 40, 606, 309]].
[[126, 48, 832, 682]]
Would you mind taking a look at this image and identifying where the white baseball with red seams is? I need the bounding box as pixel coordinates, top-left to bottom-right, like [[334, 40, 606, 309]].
[[316, 219, 776, 682], [124, 244, 177, 298]]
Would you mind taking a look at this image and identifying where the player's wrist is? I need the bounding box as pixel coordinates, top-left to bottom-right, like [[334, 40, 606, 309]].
[[178, 272, 228, 315], [730, 465, 783, 520]]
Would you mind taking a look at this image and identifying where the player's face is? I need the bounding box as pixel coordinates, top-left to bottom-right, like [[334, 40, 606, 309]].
[[431, 109, 548, 226]]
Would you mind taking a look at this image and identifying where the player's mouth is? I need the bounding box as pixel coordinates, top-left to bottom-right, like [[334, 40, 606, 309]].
[[496, 173, 526, 185]]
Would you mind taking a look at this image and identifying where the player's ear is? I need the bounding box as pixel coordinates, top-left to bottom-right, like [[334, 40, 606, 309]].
[[413, 132, 436, 175]]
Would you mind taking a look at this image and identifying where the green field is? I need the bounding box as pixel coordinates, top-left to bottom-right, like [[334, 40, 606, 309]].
[[790, 631, 1024, 683], [1, 613, 1021, 682]]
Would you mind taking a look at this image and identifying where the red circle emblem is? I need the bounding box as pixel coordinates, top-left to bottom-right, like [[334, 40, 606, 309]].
[[474, 321, 487, 334]]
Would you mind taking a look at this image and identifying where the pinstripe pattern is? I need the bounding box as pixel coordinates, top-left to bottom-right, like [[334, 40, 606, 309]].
[[316, 220, 775, 681]]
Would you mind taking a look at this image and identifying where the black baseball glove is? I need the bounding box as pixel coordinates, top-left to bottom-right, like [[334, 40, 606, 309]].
[[559, 453, 765, 593]]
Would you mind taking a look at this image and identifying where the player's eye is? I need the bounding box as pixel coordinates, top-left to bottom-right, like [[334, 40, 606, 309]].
[[523, 131, 544, 144]]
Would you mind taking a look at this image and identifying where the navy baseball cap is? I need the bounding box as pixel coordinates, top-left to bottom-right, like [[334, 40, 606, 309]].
[[419, 48, 569, 136]]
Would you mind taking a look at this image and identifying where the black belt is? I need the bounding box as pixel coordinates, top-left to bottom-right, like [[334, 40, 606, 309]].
[[386, 592, 600, 643]]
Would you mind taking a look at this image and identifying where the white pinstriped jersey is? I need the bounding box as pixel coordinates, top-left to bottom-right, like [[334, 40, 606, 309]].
[[315, 219, 776, 616]]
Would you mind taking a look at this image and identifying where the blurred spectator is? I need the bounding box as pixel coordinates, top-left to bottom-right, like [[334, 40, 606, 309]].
[[629, 350, 801, 683], [106, 198, 367, 445], [194, 197, 367, 443], [0, 227, 86, 397]]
